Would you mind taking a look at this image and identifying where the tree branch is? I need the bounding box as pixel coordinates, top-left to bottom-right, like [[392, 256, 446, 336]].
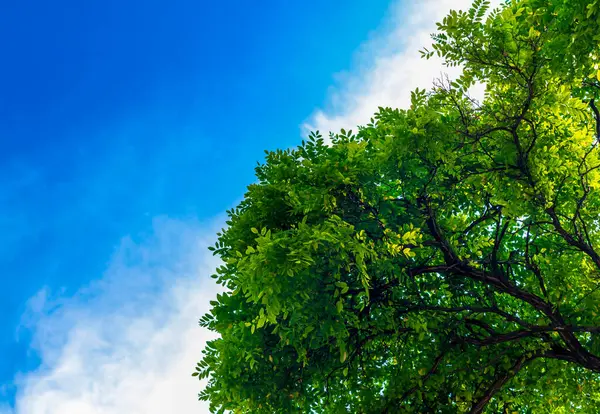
[[469, 355, 529, 414]]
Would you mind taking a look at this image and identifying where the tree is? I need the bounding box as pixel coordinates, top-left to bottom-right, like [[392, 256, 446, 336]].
[[194, 0, 600, 412]]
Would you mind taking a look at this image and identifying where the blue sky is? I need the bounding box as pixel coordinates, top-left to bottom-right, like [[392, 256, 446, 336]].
[[0, 0, 480, 412]]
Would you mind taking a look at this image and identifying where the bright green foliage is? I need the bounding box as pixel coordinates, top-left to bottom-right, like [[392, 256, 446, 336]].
[[195, 0, 600, 412]]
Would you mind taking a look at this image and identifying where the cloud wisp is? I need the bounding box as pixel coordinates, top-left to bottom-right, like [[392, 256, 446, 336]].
[[10, 217, 224, 414], [304, 0, 501, 138]]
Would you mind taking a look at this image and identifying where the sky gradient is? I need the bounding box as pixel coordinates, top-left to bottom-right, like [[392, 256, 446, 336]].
[[0, 0, 485, 412], [1, 0, 391, 388]]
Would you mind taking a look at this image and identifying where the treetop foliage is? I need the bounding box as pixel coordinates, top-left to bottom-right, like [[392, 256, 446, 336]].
[[195, 0, 600, 412]]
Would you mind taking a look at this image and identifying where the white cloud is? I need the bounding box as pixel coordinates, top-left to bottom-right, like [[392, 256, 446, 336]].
[[10, 216, 225, 414], [304, 0, 501, 138]]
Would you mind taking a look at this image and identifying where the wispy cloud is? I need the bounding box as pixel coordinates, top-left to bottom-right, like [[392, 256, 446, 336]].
[[304, 0, 500, 138], [10, 217, 224, 414]]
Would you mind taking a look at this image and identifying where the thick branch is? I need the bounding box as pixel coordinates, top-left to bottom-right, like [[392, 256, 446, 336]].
[[469, 355, 529, 414], [590, 98, 600, 139], [414, 197, 600, 372]]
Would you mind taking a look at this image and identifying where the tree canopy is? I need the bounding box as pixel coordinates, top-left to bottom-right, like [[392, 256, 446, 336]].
[[194, 0, 600, 412]]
